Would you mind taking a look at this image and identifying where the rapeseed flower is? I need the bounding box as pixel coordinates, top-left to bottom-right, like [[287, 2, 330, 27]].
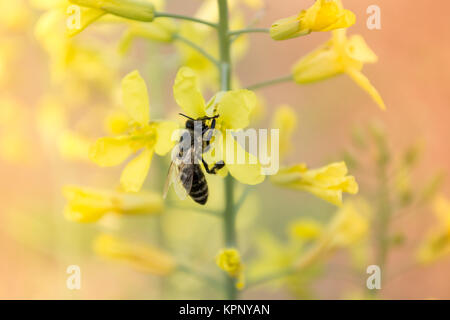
[[417, 195, 450, 264], [173, 67, 265, 185], [270, 0, 355, 40], [271, 162, 358, 206], [69, 0, 155, 22], [63, 185, 163, 223], [326, 199, 371, 248], [94, 234, 175, 275], [271, 105, 297, 160], [216, 248, 245, 289], [90, 70, 178, 192], [292, 29, 386, 110]]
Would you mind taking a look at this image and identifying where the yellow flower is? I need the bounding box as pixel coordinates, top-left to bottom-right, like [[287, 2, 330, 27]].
[[63, 185, 163, 223], [417, 195, 450, 264], [0, 0, 31, 31], [94, 233, 175, 275], [173, 67, 265, 185], [34, 1, 119, 90], [0, 96, 31, 163], [119, 19, 177, 54], [58, 130, 92, 161], [327, 199, 371, 248], [270, 0, 355, 40], [69, 0, 155, 22], [271, 105, 297, 160], [293, 29, 386, 110], [216, 248, 245, 289], [175, 4, 250, 91], [289, 219, 323, 241], [118, 0, 177, 54], [271, 162, 358, 206], [90, 70, 178, 192]]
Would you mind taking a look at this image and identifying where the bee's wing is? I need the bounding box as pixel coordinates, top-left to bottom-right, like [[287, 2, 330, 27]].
[[163, 161, 178, 199], [163, 148, 193, 201]]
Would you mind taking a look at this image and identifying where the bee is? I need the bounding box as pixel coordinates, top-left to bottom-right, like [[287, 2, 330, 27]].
[[163, 113, 225, 205]]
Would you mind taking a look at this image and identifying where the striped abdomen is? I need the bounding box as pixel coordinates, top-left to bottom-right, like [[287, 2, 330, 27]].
[[183, 164, 208, 205]]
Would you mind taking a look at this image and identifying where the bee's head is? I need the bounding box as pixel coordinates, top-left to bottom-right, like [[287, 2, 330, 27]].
[[185, 119, 195, 130], [179, 113, 219, 130]]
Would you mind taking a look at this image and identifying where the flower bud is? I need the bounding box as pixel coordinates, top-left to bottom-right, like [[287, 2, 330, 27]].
[[70, 0, 155, 22]]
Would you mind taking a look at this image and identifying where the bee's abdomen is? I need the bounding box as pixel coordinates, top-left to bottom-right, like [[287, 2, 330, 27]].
[[189, 165, 208, 205]]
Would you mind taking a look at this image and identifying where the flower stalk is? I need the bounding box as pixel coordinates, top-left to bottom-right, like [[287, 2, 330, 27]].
[[247, 75, 293, 91], [218, 0, 238, 300], [154, 12, 218, 28]]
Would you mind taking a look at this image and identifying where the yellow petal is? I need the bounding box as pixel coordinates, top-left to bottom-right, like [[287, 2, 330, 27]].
[[292, 43, 344, 84], [62, 185, 115, 223], [67, 7, 105, 37], [105, 111, 130, 135], [122, 70, 150, 126], [154, 121, 179, 156], [216, 89, 256, 130], [346, 68, 386, 110], [173, 67, 206, 119], [272, 105, 298, 159], [346, 35, 378, 64], [270, 14, 308, 41], [289, 219, 323, 241], [69, 0, 155, 22], [89, 136, 135, 167], [224, 134, 265, 185], [120, 148, 153, 192], [93, 234, 175, 275]]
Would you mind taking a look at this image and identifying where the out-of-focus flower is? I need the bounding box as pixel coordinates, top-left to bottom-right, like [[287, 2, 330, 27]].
[[272, 105, 297, 160], [63, 185, 163, 223], [0, 0, 31, 31], [36, 95, 67, 142], [69, 0, 155, 22], [0, 96, 31, 163], [118, 0, 177, 54], [326, 199, 371, 248], [289, 219, 323, 241], [216, 248, 245, 289], [174, 23, 218, 90], [417, 195, 450, 264], [173, 67, 265, 185], [292, 29, 386, 110], [58, 130, 92, 161], [270, 0, 355, 40], [94, 233, 175, 275], [175, 3, 250, 91], [33, 0, 119, 90], [271, 162, 358, 206], [119, 19, 177, 54], [90, 70, 178, 192]]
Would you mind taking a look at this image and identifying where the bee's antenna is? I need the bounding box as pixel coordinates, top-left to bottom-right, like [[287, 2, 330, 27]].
[[179, 113, 194, 120]]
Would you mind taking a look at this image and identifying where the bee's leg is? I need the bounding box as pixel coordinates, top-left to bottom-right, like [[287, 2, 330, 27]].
[[203, 118, 216, 141], [202, 159, 225, 175]]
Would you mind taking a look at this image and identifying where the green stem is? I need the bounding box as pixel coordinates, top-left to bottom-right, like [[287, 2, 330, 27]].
[[371, 135, 392, 297], [154, 12, 218, 28], [218, 0, 237, 300], [173, 34, 220, 67], [246, 75, 293, 91], [228, 28, 270, 36], [375, 161, 392, 290]]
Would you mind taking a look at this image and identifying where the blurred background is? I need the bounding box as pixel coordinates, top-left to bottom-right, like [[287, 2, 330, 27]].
[[0, 0, 449, 299]]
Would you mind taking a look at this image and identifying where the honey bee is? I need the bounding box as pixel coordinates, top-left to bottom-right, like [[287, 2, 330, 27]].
[[163, 114, 224, 205]]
